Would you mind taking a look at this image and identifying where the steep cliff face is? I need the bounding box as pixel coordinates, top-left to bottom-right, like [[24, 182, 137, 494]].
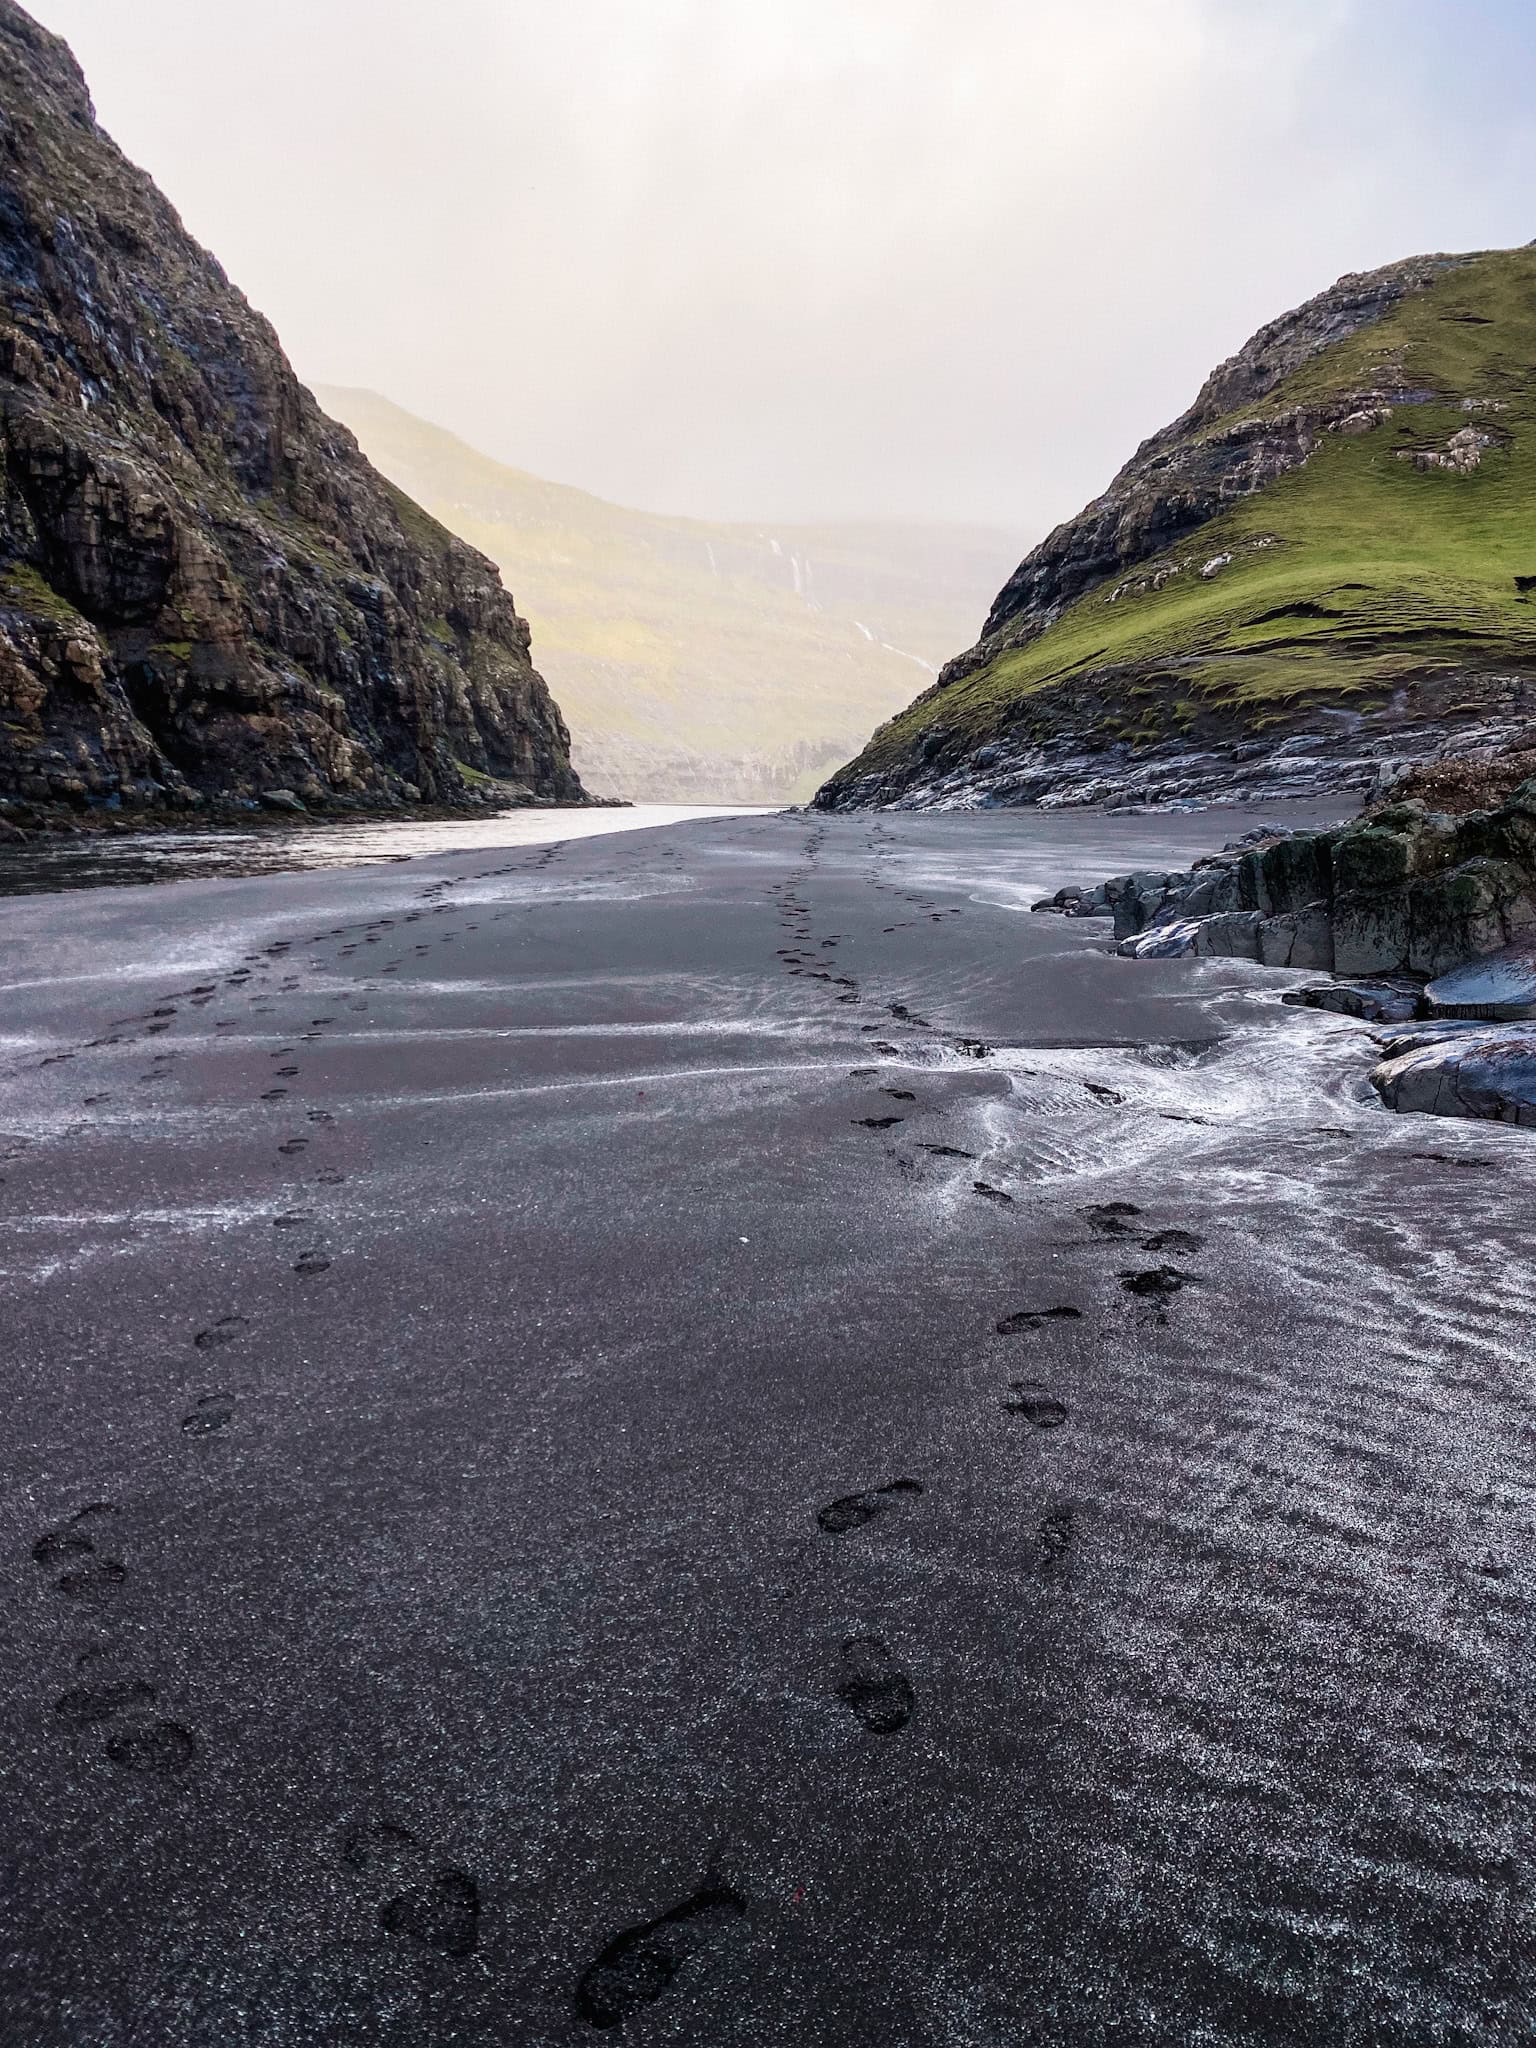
[[817, 245, 1536, 813], [0, 1, 582, 820]]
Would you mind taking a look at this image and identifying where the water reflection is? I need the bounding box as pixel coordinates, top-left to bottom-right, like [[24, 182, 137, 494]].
[[0, 804, 776, 897]]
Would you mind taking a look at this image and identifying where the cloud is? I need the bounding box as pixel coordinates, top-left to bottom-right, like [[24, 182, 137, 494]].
[[28, 0, 1536, 529]]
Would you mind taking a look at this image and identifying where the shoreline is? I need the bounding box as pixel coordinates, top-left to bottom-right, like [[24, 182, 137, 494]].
[[2, 803, 1528, 2044]]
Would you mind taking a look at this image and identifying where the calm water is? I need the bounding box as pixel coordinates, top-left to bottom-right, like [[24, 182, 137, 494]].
[[0, 803, 776, 896]]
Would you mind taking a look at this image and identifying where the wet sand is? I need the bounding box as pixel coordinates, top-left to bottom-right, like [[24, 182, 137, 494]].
[[1, 804, 1531, 2046]]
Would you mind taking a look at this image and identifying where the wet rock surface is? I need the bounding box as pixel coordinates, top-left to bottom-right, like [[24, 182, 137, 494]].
[[0, 3, 582, 827], [1281, 978, 1425, 1024], [1370, 1020, 1536, 1124], [1425, 938, 1536, 1020], [1055, 784, 1536, 1120]]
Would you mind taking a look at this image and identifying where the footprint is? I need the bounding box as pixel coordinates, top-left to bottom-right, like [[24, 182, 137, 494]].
[[1083, 1202, 1142, 1236], [852, 1116, 904, 1130], [195, 1314, 249, 1350], [277, 1138, 309, 1156], [57, 1559, 128, 1600], [182, 1393, 234, 1436], [575, 1882, 748, 2030], [881, 1089, 916, 1102], [105, 1721, 197, 1774], [341, 1821, 482, 1958], [817, 1477, 921, 1535], [293, 1254, 332, 1277], [33, 1506, 125, 1596], [836, 1635, 914, 1735], [261, 1088, 289, 1102], [54, 1677, 156, 1724], [919, 1143, 975, 1160], [973, 1181, 1014, 1207], [1083, 1082, 1124, 1105], [1118, 1266, 1189, 1302], [995, 1307, 1080, 1334], [1139, 1229, 1203, 1254], [1002, 1384, 1068, 1429]]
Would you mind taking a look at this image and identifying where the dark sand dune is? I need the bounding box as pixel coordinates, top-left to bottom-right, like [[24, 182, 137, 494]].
[[0, 806, 1530, 2046]]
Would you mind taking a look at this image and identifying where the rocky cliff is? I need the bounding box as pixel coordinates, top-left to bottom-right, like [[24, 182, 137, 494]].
[[817, 245, 1536, 813], [0, 1, 582, 824]]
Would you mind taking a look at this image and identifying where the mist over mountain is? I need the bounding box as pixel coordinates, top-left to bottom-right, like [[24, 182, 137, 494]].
[[322, 388, 1020, 803]]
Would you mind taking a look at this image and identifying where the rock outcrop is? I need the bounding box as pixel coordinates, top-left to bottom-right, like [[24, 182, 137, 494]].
[[0, 2, 583, 823], [1105, 788, 1536, 979], [1035, 786, 1536, 1123]]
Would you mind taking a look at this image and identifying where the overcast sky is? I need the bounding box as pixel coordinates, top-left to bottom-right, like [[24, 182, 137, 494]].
[[26, 0, 1536, 534]]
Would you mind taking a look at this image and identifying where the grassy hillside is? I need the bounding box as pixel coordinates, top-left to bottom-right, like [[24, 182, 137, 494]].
[[317, 388, 1020, 803], [830, 244, 1536, 787]]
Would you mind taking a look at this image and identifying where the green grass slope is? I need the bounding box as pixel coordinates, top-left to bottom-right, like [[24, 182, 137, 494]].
[[316, 389, 1020, 804], [828, 244, 1536, 791]]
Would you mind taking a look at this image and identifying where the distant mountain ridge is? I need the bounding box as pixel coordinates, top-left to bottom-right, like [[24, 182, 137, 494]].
[[320, 388, 1021, 805], [0, 1, 581, 823], [817, 245, 1536, 813]]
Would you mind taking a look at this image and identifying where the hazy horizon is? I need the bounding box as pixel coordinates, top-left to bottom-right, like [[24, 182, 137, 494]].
[[26, 0, 1536, 531]]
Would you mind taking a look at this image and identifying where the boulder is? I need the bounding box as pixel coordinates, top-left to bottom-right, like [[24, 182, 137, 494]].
[[1193, 911, 1265, 959], [1258, 903, 1335, 969], [1118, 919, 1202, 959], [1407, 856, 1535, 974], [1332, 824, 1418, 897], [1050, 776, 1536, 1015], [1370, 1023, 1536, 1124], [260, 788, 306, 814], [1282, 979, 1423, 1023], [1426, 938, 1536, 1020], [1332, 892, 1411, 975], [1255, 831, 1333, 916], [1117, 910, 1263, 961]]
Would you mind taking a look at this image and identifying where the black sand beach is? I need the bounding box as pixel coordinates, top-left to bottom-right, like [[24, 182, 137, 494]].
[[1, 804, 1531, 2046]]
